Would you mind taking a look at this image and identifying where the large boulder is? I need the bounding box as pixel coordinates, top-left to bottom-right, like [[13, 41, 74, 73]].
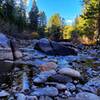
[[0, 33, 22, 61], [0, 33, 13, 60], [34, 38, 78, 56]]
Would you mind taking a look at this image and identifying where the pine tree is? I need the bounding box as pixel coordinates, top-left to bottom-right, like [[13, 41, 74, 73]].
[[38, 11, 47, 38], [29, 0, 39, 31], [82, 0, 100, 42], [15, 0, 26, 31]]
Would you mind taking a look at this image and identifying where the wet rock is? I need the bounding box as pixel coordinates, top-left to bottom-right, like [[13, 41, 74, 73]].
[[75, 92, 100, 100], [33, 70, 56, 83], [49, 74, 72, 83], [66, 82, 76, 92], [58, 68, 81, 78], [40, 62, 57, 72], [31, 87, 58, 96]]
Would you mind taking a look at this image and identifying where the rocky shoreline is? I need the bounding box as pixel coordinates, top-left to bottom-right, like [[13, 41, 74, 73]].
[[0, 33, 100, 100]]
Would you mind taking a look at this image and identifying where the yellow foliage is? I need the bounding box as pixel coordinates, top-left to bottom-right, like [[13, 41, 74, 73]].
[[63, 26, 74, 39], [79, 35, 96, 45], [31, 32, 39, 38]]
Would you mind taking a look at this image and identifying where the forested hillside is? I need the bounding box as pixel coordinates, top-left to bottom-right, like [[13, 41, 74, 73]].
[[0, 0, 100, 44]]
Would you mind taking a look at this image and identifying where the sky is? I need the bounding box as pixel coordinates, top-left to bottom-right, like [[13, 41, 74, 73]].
[[28, 0, 82, 25]]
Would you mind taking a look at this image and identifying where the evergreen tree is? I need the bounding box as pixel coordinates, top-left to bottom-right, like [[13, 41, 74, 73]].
[[38, 11, 47, 38], [29, 0, 39, 31], [15, 0, 26, 31], [82, 0, 100, 42]]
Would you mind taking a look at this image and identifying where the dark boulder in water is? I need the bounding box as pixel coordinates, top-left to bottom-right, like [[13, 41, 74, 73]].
[[34, 38, 78, 56]]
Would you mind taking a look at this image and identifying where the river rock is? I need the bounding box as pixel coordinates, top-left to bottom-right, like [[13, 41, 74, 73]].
[[58, 68, 81, 78], [0, 33, 22, 61], [56, 83, 67, 90], [0, 90, 9, 98], [39, 96, 53, 100], [17, 93, 26, 100], [33, 70, 56, 83], [0, 33, 13, 60], [75, 92, 100, 100], [82, 76, 100, 95], [40, 62, 57, 72], [34, 38, 78, 56], [66, 82, 76, 92], [49, 74, 72, 83], [31, 87, 58, 96]]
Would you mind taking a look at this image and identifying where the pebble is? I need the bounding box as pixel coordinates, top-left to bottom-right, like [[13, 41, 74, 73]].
[[39, 62, 57, 72], [66, 82, 76, 91], [58, 68, 81, 78], [56, 83, 67, 90], [65, 90, 72, 97]]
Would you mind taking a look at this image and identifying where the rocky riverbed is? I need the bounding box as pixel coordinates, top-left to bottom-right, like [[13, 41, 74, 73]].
[[0, 33, 100, 100]]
